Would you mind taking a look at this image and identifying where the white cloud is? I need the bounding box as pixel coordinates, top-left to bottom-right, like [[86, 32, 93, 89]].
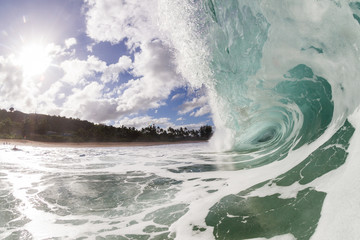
[[101, 55, 132, 83], [46, 43, 65, 56], [87, 43, 95, 52], [84, 0, 187, 119], [37, 81, 64, 111], [0, 55, 34, 110], [60, 55, 107, 85], [178, 95, 209, 115], [53, 43, 185, 122], [44, 42, 77, 59], [41, 43, 183, 123], [171, 93, 185, 101], [84, 0, 159, 48], [0, 40, 133, 122], [60, 82, 119, 122], [114, 39, 185, 114], [176, 117, 184, 121], [58, 93, 65, 100], [193, 105, 212, 117], [65, 38, 77, 49], [0, 38, 87, 114], [0, 0, 213, 127]]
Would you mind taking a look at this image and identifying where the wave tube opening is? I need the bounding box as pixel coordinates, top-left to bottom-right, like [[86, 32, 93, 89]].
[[158, 0, 360, 169]]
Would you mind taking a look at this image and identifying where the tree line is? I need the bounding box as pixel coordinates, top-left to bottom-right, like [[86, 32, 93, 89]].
[[0, 109, 213, 142]]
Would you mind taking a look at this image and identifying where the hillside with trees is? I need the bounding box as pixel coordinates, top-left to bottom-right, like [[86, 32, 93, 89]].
[[0, 108, 213, 142]]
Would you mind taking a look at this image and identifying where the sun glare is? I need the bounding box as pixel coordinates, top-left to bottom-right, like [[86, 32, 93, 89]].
[[18, 44, 51, 77]]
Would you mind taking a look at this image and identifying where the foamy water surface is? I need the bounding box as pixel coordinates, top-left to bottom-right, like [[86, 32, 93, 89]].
[[1, 113, 360, 240]]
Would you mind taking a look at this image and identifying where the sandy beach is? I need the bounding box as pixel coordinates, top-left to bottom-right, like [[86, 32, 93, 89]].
[[0, 139, 206, 148]]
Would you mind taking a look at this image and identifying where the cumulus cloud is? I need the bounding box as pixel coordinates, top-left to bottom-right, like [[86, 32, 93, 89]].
[[60, 82, 118, 122], [114, 39, 185, 114], [101, 55, 132, 83], [0, 38, 87, 114], [40, 42, 183, 123], [84, 0, 158, 48], [171, 93, 185, 101], [191, 105, 211, 117], [60, 55, 107, 85], [0, 56, 34, 110], [84, 0, 187, 119], [0, 0, 211, 126], [52, 42, 185, 122], [37, 81, 64, 112], [178, 95, 211, 116], [65, 38, 77, 49], [0, 37, 133, 122], [44, 42, 77, 59]]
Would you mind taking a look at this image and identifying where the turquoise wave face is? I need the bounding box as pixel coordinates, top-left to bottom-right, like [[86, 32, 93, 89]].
[[202, 0, 334, 167], [275, 64, 333, 149], [188, 1, 358, 239]]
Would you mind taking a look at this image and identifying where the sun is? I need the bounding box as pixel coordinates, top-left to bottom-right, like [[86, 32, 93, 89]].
[[18, 44, 52, 77]]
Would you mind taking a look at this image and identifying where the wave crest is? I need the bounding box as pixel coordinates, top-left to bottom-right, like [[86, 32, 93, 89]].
[[159, 0, 360, 167]]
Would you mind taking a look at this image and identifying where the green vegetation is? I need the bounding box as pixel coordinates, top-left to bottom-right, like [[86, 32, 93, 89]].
[[0, 109, 213, 142]]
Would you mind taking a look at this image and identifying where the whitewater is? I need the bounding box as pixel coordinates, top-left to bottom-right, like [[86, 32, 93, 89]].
[[2, 0, 360, 239]]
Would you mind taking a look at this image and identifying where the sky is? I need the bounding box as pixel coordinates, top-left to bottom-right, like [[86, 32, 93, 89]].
[[0, 0, 212, 129]]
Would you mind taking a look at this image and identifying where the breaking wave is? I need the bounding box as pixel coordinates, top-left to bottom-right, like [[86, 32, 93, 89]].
[[160, 0, 360, 167]]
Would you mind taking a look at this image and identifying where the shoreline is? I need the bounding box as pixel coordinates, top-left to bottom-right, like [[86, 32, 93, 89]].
[[0, 139, 207, 148]]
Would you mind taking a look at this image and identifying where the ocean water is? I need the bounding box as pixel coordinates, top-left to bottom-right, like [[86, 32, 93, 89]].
[[1, 125, 360, 240], [3, 0, 360, 239], [158, 0, 360, 238]]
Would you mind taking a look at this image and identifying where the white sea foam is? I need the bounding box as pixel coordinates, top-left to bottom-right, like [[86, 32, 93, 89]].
[[0, 121, 359, 239], [311, 108, 360, 239]]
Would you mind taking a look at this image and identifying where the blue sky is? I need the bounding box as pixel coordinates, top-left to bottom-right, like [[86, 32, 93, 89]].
[[0, 0, 212, 129]]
